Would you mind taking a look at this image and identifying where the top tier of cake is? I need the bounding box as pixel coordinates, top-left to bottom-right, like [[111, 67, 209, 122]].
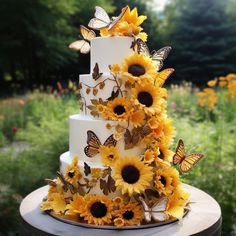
[[90, 36, 133, 73], [80, 36, 134, 117]]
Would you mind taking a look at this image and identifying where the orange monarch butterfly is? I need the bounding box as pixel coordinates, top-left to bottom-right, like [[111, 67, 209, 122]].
[[173, 139, 204, 174], [84, 130, 117, 157]]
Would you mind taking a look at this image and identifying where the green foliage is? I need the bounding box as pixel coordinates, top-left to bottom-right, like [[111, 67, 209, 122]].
[[0, 93, 78, 234], [168, 85, 236, 236]]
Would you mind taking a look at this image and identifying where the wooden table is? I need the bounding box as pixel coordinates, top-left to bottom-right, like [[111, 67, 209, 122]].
[[19, 184, 222, 236]]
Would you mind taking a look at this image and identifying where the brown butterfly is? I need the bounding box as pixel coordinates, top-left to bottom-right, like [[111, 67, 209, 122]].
[[92, 63, 103, 80], [136, 38, 172, 71], [173, 139, 204, 173], [88, 6, 128, 30], [69, 25, 95, 54], [84, 130, 117, 157]]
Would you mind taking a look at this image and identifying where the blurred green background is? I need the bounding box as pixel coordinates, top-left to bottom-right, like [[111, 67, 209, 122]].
[[0, 0, 236, 235]]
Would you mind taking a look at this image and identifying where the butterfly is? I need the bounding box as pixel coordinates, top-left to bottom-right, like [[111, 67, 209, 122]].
[[69, 25, 96, 54], [173, 139, 204, 174], [84, 130, 117, 157], [139, 196, 168, 222], [156, 68, 175, 87], [136, 38, 172, 71], [88, 6, 128, 30], [92, 63, 103, 80]]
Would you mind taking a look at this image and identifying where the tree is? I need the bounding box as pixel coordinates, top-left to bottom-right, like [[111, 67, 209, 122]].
[[163, 0, 231, 85]]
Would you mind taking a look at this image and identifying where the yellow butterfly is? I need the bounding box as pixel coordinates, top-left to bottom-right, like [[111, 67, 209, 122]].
[[136, 38, 172, 72], [173, 139, 204, 174], [156, 68, 175, 87], [88, 6, 128, 30], [69, 25, 95, 54], [84, 130, 117, 157]]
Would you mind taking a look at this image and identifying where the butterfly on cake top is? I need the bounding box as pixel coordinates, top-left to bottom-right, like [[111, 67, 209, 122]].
[[41, 6, 204, 227]]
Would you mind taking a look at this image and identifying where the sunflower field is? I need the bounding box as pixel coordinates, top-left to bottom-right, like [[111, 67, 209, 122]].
[[0, 77, 236, 235]]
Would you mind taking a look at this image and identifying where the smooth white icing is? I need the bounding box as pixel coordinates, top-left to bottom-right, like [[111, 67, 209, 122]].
[[90, 36, 133, 73], [69, 114, 145, 166]]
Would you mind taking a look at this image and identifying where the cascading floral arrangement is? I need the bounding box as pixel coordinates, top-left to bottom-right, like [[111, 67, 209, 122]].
[[41, 6, 204, 228]]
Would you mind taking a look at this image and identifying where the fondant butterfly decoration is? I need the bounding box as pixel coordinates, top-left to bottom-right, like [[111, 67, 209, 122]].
[[69, 25, 95, 54], [139, 196, 168, 222], [88, 6, 128, 30], [136, 38, 172, 72], [84, 130, 117, 157], [173, 139, 204, 174], [92, 63, 103, 81]]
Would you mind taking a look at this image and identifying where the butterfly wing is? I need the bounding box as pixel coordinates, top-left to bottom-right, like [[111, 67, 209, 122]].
[[173, 139, 185, 165], [103, 134, 117, 147], [80, 25, 96, 41], [88, 6, 111, 29], [84, 131, 101, 157], [69, 40, 90, 54], [92, 63, 102, 81], [180, 153, 204, 173], [108, 5, 128, 30], [151, 46, 172, 71], [156, 68, 175, 86], [138, 196, 152, 222], [137, 38, 150, 57], [151, 197, 168, 221]]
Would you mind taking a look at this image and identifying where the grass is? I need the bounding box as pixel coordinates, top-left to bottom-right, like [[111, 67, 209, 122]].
[[0, 87, 235, 235]]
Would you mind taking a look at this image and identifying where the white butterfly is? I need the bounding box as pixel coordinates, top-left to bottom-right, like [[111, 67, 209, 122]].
[[69, 25, 96, 54], [88, 6, 128, 30], [138, 196, 168, 222], [136, 38, 172, 71]]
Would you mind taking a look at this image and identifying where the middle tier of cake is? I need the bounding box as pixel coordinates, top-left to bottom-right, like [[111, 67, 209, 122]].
[[68, 114, 146, 166]]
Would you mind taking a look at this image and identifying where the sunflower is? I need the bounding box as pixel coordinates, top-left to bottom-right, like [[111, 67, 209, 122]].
[[132, 83, 164, 115], [99, 145, 121, 166], [143, 149, 156, 164], [114, 202, 143, 226], [121, 53, 156, 84], [64, 156, 81, 185], [157, 118, 175, 146], [41, 192, 67, 214], [154, 166, 180, 196], [100, 7, 147, 40], [91, 168, 102, 178], [113, 156, 153, 196], [106, 97, 131, 121], [166, 186, 190, 219], [66, 194, 84, 216], [207, 79, 217, 87], [114, 217, 125, 227], [154, 143, 173, 164], [80, 194, 113, 225], [129, 110, 145, 127]]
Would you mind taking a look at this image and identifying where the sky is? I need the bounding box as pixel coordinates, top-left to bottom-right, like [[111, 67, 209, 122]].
[[152, 0, 169, 11]]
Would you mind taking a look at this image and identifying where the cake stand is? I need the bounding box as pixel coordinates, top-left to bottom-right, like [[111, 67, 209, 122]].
[[19, 184, 222, 236]]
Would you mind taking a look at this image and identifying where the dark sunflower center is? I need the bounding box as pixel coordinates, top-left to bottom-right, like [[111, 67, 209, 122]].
[[138, 91, 153, 107], [90, 202, 107, 218], [158, 150, 164, 159], [160, 176, 166, 186], [68, 171, 75, 178], [114, 105, 126, 115], [123, 210, 134, 220], [108, 154, 114, 160], [121, 165, 140, 184], [128, 64, 145, 76]]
